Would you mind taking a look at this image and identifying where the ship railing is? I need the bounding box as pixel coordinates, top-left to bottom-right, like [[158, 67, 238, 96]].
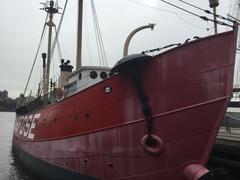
[[16, 89, 59, 115], [16, 78, 104, 114]]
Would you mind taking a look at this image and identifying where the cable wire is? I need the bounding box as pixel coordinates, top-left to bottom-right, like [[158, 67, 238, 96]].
[[177, 0, 235, 23], [83, 2, 94, 66], [129, 0, 210, 30], [128, 0, 188, 15], [51, 0, 68, 61], [54, 26, 63, 60], [158, 0, 233, 28], [23, 14, 49, 96], [91, 0, 108, 67], [175, 13, 210, 30]]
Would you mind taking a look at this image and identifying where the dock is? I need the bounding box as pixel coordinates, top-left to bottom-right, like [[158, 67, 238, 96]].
[[209, 127, 240, 169], [217, 127, 240, 142]]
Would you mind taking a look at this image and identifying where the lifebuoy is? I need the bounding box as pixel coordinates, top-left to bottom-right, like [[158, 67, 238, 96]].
[[141, 134, 164, 155]]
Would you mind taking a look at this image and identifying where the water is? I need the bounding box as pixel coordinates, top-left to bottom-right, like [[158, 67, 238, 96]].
[[0, 112, 37, 180], [0, 112, 239, 180]]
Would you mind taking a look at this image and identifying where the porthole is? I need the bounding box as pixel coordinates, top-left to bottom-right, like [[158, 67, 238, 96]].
[[104, 86, 112, 94], [90, 71, 98, 79], [100, 72, 108, 79]]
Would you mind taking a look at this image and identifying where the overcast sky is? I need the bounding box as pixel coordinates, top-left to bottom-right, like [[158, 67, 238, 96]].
[[0, 0, 235, 98]]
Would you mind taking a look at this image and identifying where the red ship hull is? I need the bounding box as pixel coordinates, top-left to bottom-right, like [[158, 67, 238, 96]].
[[13, 30, 237, 180]]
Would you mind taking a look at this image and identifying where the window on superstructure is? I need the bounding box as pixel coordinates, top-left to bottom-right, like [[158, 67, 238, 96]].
[[100, 72, 108, 79], [79, 73, 82, 80], [64, 81, 77, 96], [90, 71, 98, 79]]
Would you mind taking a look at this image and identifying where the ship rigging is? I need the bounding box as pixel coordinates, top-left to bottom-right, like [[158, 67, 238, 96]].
[[13, 1, 238, 179]]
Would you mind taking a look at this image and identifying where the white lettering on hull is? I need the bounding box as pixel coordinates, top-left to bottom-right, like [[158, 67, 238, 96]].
[[28, 113, 40, 139], [14, 113, 40, 140]]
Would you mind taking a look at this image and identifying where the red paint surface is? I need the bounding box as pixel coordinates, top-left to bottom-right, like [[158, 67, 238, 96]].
[[13, 29, 237, 180]]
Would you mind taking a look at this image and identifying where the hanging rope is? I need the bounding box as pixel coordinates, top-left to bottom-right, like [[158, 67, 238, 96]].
[[91, 0, 108, 67], [23, 14, 49, 96]]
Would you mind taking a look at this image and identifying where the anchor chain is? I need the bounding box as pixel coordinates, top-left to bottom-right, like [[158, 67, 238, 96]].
[[131, 70, 154, 142]]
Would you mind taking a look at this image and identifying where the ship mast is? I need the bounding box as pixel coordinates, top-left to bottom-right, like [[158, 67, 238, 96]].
[[43, 1, 58, 95], [76, 0, 83, 69], [208, 0, 219, 34]]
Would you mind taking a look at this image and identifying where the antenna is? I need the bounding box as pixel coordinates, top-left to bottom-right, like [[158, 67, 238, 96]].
[[40, 0, 61, 13]]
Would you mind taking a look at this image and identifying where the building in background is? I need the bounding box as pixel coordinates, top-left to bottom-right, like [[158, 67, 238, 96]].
[[0, 90, 8, 102], [0, 90, 15, 112]]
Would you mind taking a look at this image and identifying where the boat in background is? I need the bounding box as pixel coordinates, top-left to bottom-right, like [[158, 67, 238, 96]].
[[12, 0, 238, 180]]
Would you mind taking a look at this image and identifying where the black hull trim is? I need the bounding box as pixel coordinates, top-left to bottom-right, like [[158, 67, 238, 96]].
[[12, 143, 99, 180]]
